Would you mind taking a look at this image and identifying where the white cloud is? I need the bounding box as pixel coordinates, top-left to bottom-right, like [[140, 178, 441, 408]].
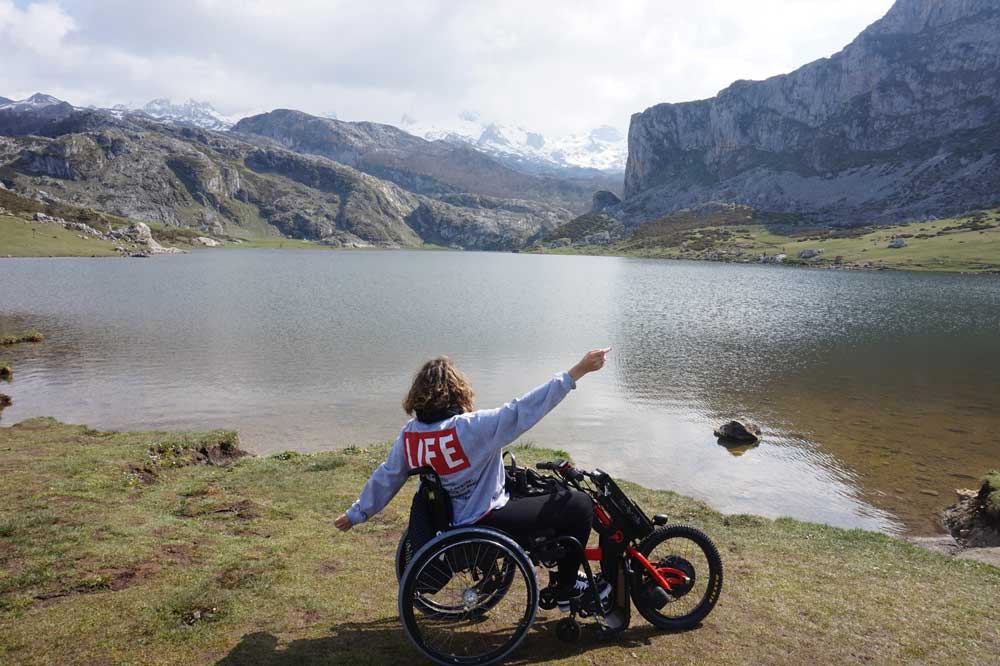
[[0, 0, 895, 133]]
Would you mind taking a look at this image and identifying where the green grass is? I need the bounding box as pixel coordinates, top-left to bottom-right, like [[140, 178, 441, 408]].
[[0, 215, 120, 258], [1, 418, 997, 665], [984, 471, 1000, 521], [736, 213, 1000, 272], [540, 207, 1000, 273], [544, 213, 617, 242]]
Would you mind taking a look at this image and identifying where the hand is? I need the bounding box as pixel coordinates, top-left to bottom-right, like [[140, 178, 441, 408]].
[[568, 346, 611, 382], [334, 513, 354, 532]]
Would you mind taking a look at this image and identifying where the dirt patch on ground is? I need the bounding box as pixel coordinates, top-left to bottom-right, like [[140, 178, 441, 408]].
[[103, 563, 162, 590], [34, 561, 162, 603], [216, 561, 267, 590], [161, 544, 195, 565], [149, 433, 251, 469], [318, 559, 338, 575], [177, 498, 261, 521], [212, 499, 260, 521], [125, 464, 158, 485], [182, 606, 219, 625]]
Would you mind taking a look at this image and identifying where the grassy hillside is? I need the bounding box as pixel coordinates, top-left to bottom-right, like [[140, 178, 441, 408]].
[[0, 215, 121, 257], [633, 208, 1000, 272], [1, 418, 997, 665], [540, 206, 1000, 273]]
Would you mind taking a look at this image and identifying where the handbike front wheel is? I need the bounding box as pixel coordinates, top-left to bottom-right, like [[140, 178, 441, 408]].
[[399, 528, 538, 665], [630, 524, 723, 630]]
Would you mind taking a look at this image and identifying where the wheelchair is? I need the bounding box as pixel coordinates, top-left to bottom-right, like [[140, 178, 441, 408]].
[[395, 455, 724, 665]]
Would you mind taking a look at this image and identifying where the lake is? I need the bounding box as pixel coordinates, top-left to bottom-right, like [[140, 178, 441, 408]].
[[2, 250, 998, 535]]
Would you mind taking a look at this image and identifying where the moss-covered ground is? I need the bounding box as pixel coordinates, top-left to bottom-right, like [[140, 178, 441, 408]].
[[539, 207, 1000, 273], [1, 418, 997, 665]]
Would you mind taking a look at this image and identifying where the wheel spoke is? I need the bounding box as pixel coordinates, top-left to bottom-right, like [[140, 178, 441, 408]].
[[403, 536, 536, 664]]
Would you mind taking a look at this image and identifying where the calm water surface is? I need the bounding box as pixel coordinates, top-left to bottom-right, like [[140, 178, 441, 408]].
[[2, 250, 998, 534]]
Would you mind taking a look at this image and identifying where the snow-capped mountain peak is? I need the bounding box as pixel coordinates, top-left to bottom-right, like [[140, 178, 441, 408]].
[[400, 112, 626, 174], [133, 98, 237, 131], [0, 93, 72, 111]]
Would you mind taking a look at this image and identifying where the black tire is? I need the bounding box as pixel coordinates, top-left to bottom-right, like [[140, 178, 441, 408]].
[[630, 524, 723, 630], [395, 528, 412, 581], [399, 528, 538, 665], [397, 528, 517, 620]]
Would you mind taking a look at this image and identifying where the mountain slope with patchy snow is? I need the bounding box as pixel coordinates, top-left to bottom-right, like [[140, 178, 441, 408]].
[[401, 111, 627, 176]]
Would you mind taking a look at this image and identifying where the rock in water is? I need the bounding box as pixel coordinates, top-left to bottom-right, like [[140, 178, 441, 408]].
[[714, 420, 762, 443]]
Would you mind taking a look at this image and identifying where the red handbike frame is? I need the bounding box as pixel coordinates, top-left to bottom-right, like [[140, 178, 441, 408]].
[[584, 546, 690, 592]]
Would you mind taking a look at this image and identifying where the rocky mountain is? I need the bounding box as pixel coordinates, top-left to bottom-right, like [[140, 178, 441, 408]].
[[0, 94, 80, 136], [400, 111, 628, 176], [233, 109, 613, 213], [123, 99, 238, 131], [0, 102, 570, 250], [620, 0, 1000, 227]]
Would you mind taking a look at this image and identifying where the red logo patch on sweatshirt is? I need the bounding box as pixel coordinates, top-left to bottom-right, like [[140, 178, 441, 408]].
[[404, 428, 471, 475]]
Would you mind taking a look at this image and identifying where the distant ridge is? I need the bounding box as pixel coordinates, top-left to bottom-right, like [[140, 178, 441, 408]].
[[0, 93, 572, 250], [234, 109, 615, 213]]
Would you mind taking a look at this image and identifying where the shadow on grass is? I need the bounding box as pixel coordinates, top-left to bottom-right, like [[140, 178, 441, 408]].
[[216, 616, 678, 666]]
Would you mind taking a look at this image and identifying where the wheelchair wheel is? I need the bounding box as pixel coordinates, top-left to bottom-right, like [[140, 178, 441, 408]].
[[397, 529, 518, 619], [630, 524, 723, 630], [399, 527, 538, 665]]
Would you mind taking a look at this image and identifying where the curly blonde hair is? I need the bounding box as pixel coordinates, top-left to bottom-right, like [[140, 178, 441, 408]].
[[403, 357, 475, 418]]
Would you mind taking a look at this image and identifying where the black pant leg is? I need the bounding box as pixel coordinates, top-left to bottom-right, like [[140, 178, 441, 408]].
[[479, 489, 593, 589]]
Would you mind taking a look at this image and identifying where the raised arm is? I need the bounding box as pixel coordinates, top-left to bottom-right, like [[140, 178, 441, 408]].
[[470, 347, 611, 452]]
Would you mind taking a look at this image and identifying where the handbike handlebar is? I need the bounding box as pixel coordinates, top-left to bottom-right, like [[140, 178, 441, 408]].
[[536, 460, 586, 482]]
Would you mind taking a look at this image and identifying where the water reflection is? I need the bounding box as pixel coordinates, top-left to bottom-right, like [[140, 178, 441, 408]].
[[1, 251, 998, 535]]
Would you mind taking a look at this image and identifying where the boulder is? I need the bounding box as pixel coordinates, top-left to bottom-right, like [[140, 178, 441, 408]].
[[943, 471, 1000, 548], [714, 420, 762, 443], [110, 222, 185, 255], [192, 236, 221, 247], [888, 238, 906, 249], [590, 190, 622, 213], [64, 221, 105, 238], [798, 249, 820, 259]]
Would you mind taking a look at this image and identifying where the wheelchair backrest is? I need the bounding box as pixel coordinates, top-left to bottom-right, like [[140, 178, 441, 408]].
[[409, 465, 454, 532]]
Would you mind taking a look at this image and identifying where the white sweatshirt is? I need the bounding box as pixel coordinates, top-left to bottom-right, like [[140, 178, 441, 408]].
[[345, 371, 576, 527]]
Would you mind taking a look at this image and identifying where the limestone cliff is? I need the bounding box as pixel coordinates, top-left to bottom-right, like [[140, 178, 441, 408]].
[[622, 0, 1000, 225]]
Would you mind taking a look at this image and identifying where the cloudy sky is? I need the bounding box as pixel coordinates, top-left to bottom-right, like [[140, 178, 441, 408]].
[[2, 0, 894, 134]]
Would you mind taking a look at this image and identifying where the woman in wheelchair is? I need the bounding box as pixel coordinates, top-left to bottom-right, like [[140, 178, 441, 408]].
[[335, 348, 611, 607]]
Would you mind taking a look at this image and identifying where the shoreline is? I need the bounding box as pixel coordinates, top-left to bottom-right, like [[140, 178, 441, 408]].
[[0, 415, 960, 540], [1, 417, 997, 665], [4, 240, 998, 276], [530, 246, 1000, 276]]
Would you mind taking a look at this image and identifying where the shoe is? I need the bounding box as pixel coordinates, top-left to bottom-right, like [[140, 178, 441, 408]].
[[556, 573, 611, 613]]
